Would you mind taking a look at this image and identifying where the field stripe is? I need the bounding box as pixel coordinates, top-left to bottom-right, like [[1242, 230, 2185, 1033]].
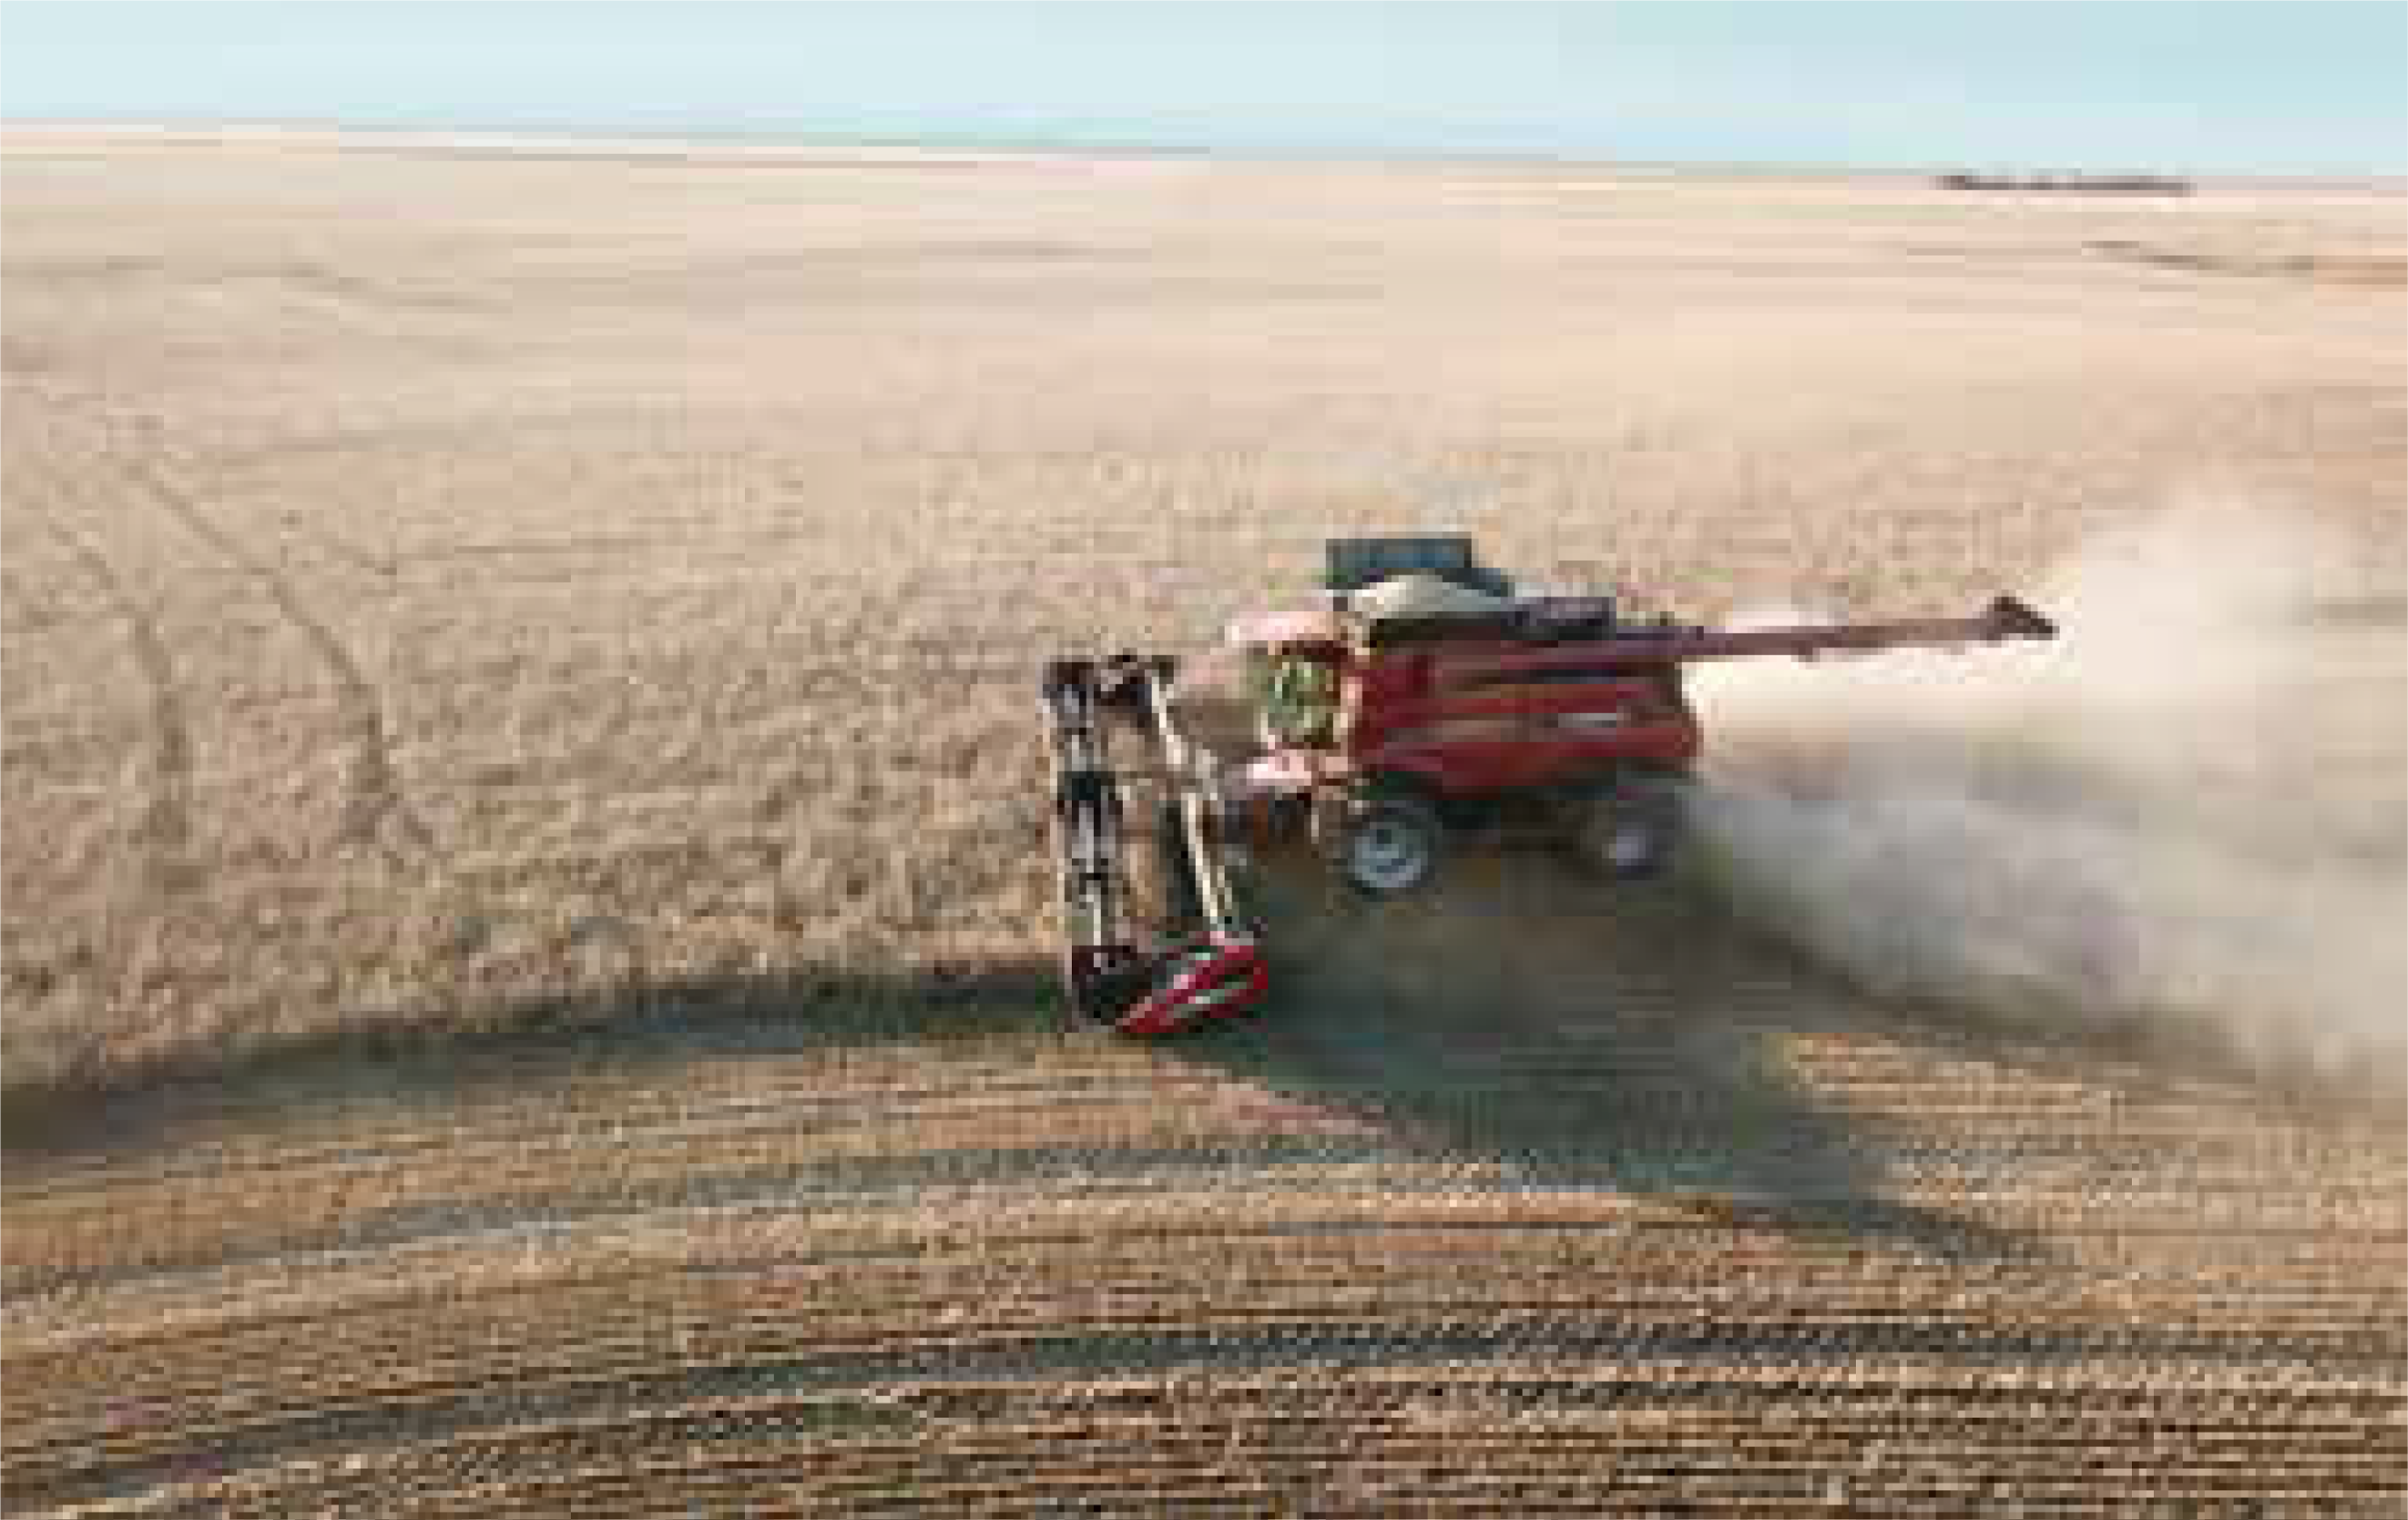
[[15, 1327, 2402, 1515]]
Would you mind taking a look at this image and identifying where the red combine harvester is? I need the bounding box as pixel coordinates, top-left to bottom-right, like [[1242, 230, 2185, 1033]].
[[1042, 535, 2056, 1035]]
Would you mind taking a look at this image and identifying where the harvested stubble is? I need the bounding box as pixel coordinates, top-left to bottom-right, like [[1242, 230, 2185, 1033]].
[[5, 128, 2404, 1516]]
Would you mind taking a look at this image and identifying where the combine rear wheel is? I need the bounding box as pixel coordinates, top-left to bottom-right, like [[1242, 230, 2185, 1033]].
[[1561, 773, 1685, 882]]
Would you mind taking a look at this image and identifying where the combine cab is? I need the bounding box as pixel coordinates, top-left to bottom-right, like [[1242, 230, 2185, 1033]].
[[1042, 535, 2056, 1035]]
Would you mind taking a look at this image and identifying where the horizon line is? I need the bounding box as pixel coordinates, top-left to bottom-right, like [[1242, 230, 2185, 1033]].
[[8, 115, 2402, 184]]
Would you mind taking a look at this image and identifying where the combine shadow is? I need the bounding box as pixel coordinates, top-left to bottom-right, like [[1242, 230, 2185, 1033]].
[[1168, 848, 2046, 1263], [17, 872, 2018, 1268], [1, 955, 1063, 1163], [18, 852, 2365, 1270]]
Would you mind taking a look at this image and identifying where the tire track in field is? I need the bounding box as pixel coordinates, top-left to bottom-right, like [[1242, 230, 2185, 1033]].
[[27, 506, 198, 895], [0, 380, 199, 895], [106, 417, 435, 862]]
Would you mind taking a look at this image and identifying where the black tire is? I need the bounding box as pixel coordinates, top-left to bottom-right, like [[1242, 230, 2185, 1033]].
[[1562, 773, 1685, 882], [1325, 793, 1450, 898]]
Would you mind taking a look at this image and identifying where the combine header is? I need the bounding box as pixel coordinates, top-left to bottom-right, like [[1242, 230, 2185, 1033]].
[[1041, 654, 1266, 1034], [1042, 535, 2056, 1035]]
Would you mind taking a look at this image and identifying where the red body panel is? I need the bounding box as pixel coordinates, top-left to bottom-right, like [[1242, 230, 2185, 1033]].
[[1363, 724, 1697, 796], [1340, 643, 1698, 797]]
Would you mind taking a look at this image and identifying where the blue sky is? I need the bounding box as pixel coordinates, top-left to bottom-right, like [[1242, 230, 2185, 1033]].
[[4, 3, 2402, 174]]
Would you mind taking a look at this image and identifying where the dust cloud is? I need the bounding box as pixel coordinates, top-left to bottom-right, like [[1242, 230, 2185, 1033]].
[[1682, 502, 2407, 1098]]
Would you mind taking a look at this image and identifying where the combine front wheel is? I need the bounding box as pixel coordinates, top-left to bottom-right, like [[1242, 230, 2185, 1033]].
[[1324, 793, 1448, 898]]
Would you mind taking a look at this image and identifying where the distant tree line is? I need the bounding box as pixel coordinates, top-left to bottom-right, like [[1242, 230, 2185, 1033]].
[[1937, 172, 2194, 196]]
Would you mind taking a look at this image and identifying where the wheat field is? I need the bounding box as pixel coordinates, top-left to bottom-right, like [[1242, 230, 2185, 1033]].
[[5, 127, 2405, 1516]]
